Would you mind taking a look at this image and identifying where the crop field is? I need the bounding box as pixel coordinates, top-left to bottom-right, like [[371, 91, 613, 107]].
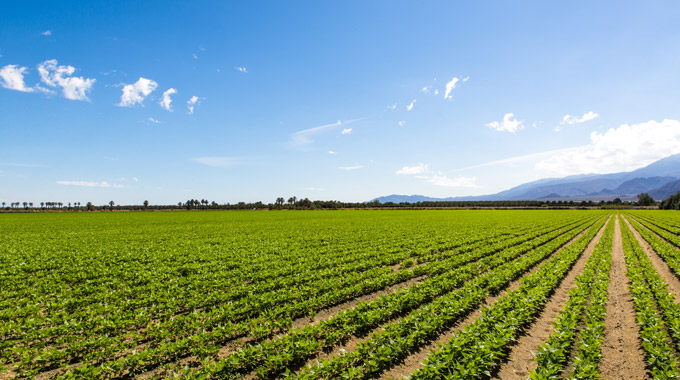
[[2, 210, 680, 379]]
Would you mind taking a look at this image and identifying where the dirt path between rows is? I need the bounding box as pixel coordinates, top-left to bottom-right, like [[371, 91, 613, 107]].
[[490, 215, 611, 380], [599, 215, 647, 380], [381, 216, 608, 380], [622, 215, 680, 299]]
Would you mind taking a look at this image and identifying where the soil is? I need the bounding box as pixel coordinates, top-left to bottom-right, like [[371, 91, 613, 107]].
[[599, 215, 647, 380]]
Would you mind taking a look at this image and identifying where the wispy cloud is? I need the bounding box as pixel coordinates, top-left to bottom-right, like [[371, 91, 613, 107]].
[[396, 163, 428, 175], [487, 113, 524, 133], [339, 165, 363, 170], [187, 95, 202, 114], [555, 111, 599, 131], [235, 66, 247, 73], [290, 118, 363, 146], [147, 117, 160, 124], [397, 162, 477, 188], [119, 77, 157, 107], [37, 59, 96, 101], [192, 156, 251, 167], [159, 88, 177, 111], [0, 65, 34, 92], [56, 180, 124, 188], [398, 121, 406, 126], [328, 150, 337, 155], [406, 99, 416, 111], [192, 53, 198, 59], [341, 128, 352, 135], [427, 174, 477, 188], [41, 30, 52, 36], [386, 104, 397, 110]]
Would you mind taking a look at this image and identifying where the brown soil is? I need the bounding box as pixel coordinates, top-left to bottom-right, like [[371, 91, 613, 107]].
[[599, 215, 647, 380], [622, 215, 680, 299], [490, 215, 611, 380], [291, 276, 426, 329], [381, 216, 607, 380]]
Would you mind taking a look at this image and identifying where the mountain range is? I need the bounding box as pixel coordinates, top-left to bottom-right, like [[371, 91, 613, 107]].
[[373, 153, 680, 203]]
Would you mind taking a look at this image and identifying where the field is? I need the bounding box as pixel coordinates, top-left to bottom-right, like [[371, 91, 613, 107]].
[[2, 210, 680, 379]]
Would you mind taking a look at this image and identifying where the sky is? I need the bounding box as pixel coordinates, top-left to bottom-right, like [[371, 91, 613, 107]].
[[2, 1, 680, 205]]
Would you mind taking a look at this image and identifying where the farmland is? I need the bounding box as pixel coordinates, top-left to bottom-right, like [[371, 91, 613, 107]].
[[2, 210, 680, 379]]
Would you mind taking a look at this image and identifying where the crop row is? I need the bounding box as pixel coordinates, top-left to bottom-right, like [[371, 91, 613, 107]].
[[406, 215, 611, 379], [529, 215, 614, 379], [620, 216, 680, 378]]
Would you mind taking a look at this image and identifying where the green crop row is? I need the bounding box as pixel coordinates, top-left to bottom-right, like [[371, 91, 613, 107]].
[[620, 216, 680, 379], [406, 215, 612, 379], [529, 215, 614, 379]]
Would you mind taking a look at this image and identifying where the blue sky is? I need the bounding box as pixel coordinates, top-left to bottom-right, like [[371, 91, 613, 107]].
[[2, 1, 680, 205]]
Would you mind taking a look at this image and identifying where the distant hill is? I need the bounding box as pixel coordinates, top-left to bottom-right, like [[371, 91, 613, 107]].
[[371, 153, 680, 203]]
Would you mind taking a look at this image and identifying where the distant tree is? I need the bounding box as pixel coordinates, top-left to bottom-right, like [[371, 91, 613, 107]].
[[637, 193, 655, 206], [612, 198, 622, 205], [86, 202, 95, 211], [29, 202, 33, 208], [659, 191, 680, 210], [22, 202, 28, 209], [2, 202, 6, 208], [143, 200, 149, 209], [287, 196, 297, 206], [109, 200, 115, 210]]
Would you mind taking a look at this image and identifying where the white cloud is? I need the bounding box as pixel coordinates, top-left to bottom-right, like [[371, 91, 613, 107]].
[[536, 119, 680, 177], [555, 111, 600, 131], [428, 174, 478, 188], [192, 156, 249, 167], [42, 30, 52, 36], [159, 88, 177, 111], [328, 150, 337, 155], [433, 89, 439, 95], [341, 128, 352, 135], [396, 163, 429, 175], [462, 76, 469, 82], [37, 59, 96, 101], [147, 117, 160, 124], [192, 53, 198, 59], [407, 99, 416, 111], [444, 77, 459, 99], [421, 86, 431, 93], [398, 121, 406, 126], [387, 104, 397, 110], [0, 65, 34, 92], [119, 77, 157, 107], [235, 66, 247, 73], [187, 95, 202, 114], [56, 180, 124, 188], [339, 165, 363, 170], [487, 113, 524, 133]]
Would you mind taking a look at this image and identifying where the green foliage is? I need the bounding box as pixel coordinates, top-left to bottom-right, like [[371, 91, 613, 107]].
[[659, 191, 680, 209], [637, 192, 655, 206]]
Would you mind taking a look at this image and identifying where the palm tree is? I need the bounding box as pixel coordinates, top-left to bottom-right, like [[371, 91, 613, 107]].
[[287, 196, 297, 205], [109, 200, 115, 210], [143, 200, 149, 209], [29, 202, 33, 208], [2, 202, 5, 208]]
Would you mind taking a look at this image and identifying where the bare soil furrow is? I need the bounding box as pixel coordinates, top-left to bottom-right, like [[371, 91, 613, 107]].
[[599, 215, 647, 380]]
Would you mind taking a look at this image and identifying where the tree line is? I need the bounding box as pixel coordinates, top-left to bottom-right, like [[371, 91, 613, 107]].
[[0, 192, 672, 212]]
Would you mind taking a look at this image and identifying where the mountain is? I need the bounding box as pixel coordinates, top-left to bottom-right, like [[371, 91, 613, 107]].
[[649, 179, 680, 200], [371, 153, 680, 203]]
